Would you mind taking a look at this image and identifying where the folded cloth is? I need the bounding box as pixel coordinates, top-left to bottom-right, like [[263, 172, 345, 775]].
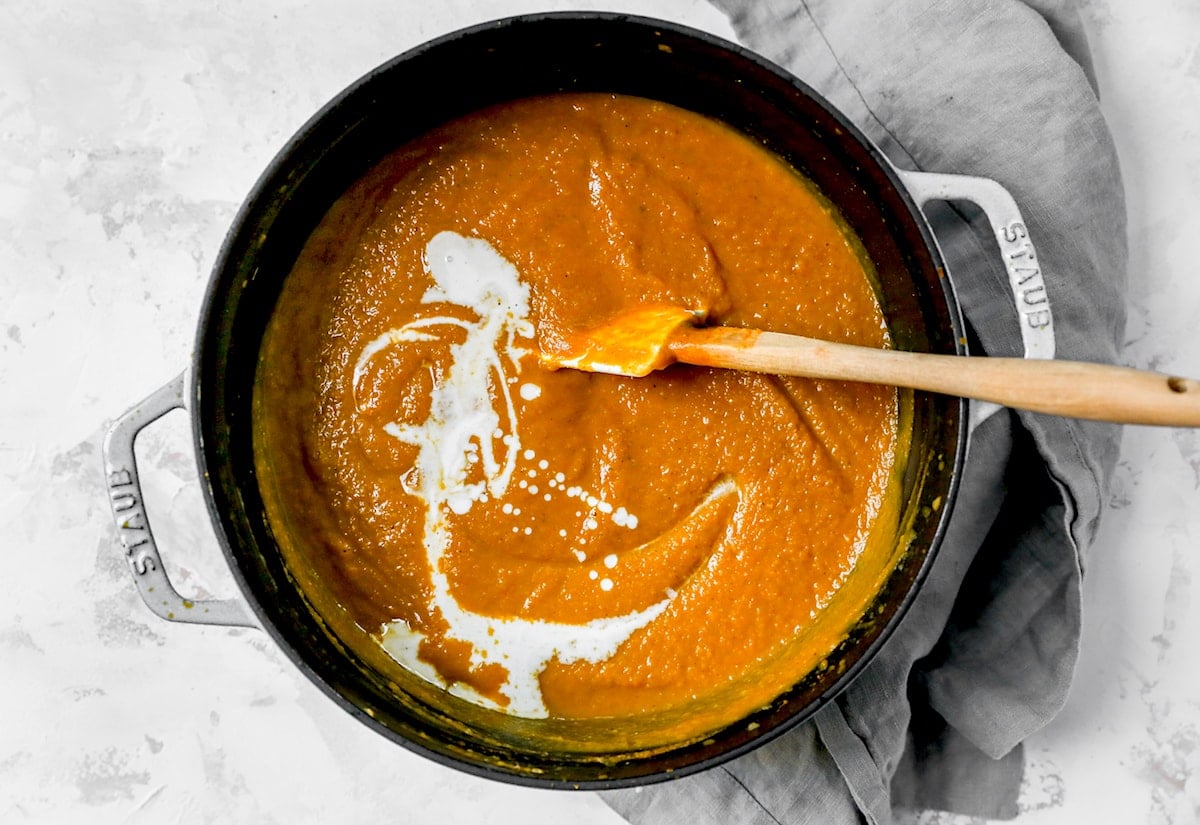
[[602, 0, 1127, 822]]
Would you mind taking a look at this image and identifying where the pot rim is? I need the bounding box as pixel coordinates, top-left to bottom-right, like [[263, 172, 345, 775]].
[[189, 11, 968, 789]]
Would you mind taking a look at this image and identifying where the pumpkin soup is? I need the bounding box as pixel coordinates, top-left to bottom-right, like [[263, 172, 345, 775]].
[[254, 93, 905, 739]]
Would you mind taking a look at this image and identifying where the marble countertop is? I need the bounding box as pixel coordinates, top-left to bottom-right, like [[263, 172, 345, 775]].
[[3, 0, 1197, 822]]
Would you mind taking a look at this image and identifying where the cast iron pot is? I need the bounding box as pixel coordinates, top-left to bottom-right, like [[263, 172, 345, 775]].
[[103, 13, 1052, 788]]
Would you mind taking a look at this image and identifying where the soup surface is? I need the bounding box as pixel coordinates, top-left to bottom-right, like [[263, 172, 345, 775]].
[[254, 93, 904, 739]]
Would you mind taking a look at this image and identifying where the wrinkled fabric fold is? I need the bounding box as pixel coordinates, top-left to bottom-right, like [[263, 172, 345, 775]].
[[603, 0, 1126, 821]]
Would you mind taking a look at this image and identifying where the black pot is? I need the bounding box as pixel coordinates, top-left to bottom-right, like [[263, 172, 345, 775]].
[[104, 13, 1020, 789]]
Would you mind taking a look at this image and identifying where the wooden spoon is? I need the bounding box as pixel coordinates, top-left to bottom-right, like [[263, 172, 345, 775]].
[[539, 306, 1200, 427]]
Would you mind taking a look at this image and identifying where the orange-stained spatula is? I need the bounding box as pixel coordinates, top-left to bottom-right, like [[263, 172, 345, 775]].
[[538, 305, 1200, 427]]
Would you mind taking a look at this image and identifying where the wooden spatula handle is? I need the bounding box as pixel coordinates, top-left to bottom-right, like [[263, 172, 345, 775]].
[[669, 327, 1200, 427]]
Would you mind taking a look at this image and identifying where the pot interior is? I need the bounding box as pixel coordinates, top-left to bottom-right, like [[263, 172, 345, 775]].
[[194, 13, 964, 787]]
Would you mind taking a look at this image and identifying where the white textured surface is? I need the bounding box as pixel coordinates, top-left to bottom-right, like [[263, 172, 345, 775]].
[[1, 1, 1197, 822]]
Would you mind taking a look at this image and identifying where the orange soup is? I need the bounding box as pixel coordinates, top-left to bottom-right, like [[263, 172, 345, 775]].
[[254, 93, 905, 742]]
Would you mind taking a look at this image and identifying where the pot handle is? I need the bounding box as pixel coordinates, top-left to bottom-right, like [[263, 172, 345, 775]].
[[896, 169, 1056, 362], [102, 371, 258, 628]]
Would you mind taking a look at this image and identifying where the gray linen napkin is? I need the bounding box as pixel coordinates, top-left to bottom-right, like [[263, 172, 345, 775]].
[[602, 0, 1127, 821]]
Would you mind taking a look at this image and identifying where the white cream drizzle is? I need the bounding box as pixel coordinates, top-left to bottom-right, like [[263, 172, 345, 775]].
[[361, 231, 670, 717]]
